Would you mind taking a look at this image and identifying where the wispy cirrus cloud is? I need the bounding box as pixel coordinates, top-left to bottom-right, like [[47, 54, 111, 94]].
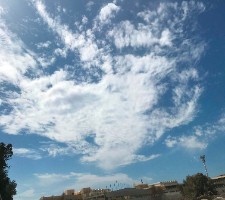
[[165, 135, 207, 150], [18, 188, 35, 198], [0, 1, 206, 170], [0, 22, 36, 84], [164, 112, 225, 151], [218, 114, 225, 131], [35, 172, 138, 190], [36, 41, 51, 49], [0, 6, 5, 15], [34, 1, 103, 67], [14, 148, 42, 160], [108, 21, 172, 49]]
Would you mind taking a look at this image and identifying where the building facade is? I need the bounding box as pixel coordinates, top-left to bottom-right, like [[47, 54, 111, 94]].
[[212, 175, 225, 195], [40, 189, 82, 200]]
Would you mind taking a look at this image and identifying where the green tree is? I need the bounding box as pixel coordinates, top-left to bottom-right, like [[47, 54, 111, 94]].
[[0, 143, 17, 200], [180, 173, 217, 200]]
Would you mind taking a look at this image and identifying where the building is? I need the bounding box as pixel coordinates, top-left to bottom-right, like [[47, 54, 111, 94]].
[[40, 188, 155, 200], [86, 189, 111, 200], [148, 181, 181, 200], [40, 189, 82, 200], [64, 190, 76, 196], [39, 180, 182, 200], [106, 188, 154, 200], [211, 174, 225, 195], [153, 181, 180, 193], [134, 184, 149, 190], [40, 188, 111, 200], [80, 188, 92, 199], [40, 175, 225, 200], [134, 181, 181, 200]]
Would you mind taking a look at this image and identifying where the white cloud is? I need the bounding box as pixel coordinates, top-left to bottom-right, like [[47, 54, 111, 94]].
[[218, 115, 225, 131], [19, 189, 35, 198], [165, 113, 225, 151], [72, 173, 136, 189], [54, 47, 67, 58], [35, 172, 138, 190], [14, 187, 37, 200], [165, 135, 207, 150], [34, 1, 112, 72], [181, 135, 207, 149], [0, 21, 36, 84], [35, 173, 73, 186], [40, 143, 76, 157], [132, 154, 161, 163], [108, 20, 166, 49], [165, 137, 177, 148], [79, 42, 98, 61], [34, 2, 84, 51], [0, 1, 206, 170], [14, 148, 42, 160], [110, 1, 205, 49], [98, 3, 120, 25], [86, 1, 94, 11], [82, 15, 88, 24], [0, 6, 5, 15], [36, 41, 51, 49], [197, 114, 225, 137], [109, 20, 173, 49], [137, 10, 153, 23], [37, 56, 55, 67], [159, 29, 172, 46]]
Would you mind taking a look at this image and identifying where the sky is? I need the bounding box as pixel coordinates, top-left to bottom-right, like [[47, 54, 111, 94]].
[[0, 0, 225, 199]]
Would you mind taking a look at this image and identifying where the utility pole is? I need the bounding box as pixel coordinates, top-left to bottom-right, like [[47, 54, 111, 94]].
[[200, 155, 208, 177]]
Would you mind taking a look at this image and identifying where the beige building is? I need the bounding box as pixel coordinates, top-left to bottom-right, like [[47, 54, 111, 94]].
[[211, 174, 225, 195], [80, 188, 92, 199], [40, 189, 82, 200], [153, 181, 180, 192], [40, 188, 110, 200], [135, 180, 180, 193], [134, 180, 181, 200], [134, 184, 149, 190]]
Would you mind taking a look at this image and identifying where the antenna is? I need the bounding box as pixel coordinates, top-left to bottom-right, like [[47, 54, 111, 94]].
[[200, 155, 208, 177]]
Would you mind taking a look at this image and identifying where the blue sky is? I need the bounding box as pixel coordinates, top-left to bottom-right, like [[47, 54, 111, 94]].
[[0, 0, 225, 199]]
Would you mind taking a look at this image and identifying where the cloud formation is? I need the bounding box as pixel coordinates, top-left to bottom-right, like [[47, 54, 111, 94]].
[[14, 148, 42, 160], [0, 1, 206, 170], [97, 3, 120, 25], [164, 112, 225, 151], [165, 135, 207, 150]]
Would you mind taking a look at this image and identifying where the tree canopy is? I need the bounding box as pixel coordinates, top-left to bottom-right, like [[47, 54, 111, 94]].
[[180, 173, 217, 200], [0, 143, 17, 200]]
